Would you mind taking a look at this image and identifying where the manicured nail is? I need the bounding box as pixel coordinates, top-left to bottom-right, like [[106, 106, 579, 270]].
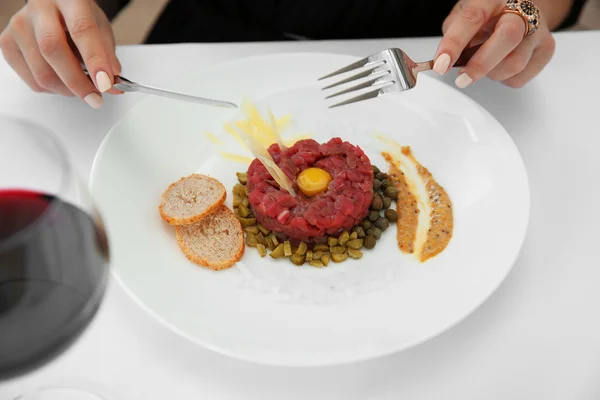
[[95, 71, 112, 93], [84, 93, 103, 109], [433, 53, 451, 75], [455, 73, 473, 89]]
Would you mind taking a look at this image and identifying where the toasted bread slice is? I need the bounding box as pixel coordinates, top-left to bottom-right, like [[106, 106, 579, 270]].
[[176, 205, 244, 270], [159, 174, 226, 225]]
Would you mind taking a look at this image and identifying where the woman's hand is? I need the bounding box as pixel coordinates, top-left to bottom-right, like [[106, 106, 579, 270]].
[[0, 0, 121, 108], [433, 0, 557, 88]]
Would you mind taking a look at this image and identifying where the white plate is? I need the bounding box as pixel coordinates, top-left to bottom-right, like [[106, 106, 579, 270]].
[[90, 53, 529, 366]]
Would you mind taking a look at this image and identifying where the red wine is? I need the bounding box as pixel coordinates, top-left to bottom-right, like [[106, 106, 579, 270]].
[[0, 190, 109, 380]]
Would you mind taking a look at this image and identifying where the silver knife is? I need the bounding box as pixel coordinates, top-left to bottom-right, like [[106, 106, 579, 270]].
[[81, 64, 238, 109]]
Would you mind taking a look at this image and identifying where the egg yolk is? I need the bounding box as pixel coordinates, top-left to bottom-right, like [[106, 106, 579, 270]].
[[297, 168, 332, 197]]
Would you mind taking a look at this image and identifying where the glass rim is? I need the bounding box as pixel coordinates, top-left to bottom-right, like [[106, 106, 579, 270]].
[[0, 114, 73, 253]]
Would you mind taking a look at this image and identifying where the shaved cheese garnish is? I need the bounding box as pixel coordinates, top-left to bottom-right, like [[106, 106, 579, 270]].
[[235, 126, 296, 197], [268, 107, 287, 151]]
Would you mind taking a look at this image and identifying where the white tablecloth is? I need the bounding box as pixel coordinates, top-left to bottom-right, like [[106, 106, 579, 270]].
[[1, 32, 599, 400]]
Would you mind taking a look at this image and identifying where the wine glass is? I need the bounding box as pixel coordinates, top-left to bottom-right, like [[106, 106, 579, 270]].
[[0, 115, 110, 399]]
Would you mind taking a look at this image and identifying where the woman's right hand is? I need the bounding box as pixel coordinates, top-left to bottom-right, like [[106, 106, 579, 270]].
[[0, 0, 121, 109]]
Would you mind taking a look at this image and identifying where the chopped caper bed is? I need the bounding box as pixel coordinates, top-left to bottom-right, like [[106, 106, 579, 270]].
[[233, 165, 398, 267]]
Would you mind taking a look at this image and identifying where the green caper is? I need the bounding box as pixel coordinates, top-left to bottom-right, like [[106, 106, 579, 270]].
[[314, 244, 329, 252], [361, 220, 373, 230], [371, 194, 383, 211], [233, 195, 243, 208], [375, 217, 389, 231], [236, 172, 248, 185], [242, 198, 250, 208], [339, 231, 350, 246], [332, 253, 348, 263], [331, 246, 346, 254], [382, 196, 392, 209], [310, 260, 325, 268], [265, 236, 274, 250], [233, 183, 246, 198], [270, 244, 285, 259], [255, 232, 267, 246], [380, 179, 391, 189], [321, 254, 331, 266], [349, 231, 358, 240], [372, 165, 380, 174], [384, 209, 398, 222], [348, 249, 363, 259], [364, 235, 377, 249], [373, 179, 382, 191], [352, 226, 366, 238], [238, 217, 256, 227], [246, 234, 258, 247], [257, 244, 267, 257], [237, 204, 251, 218], [375, 172, 387, 181], [296, 242, 308, 255], [328, 237, 338, 247], [306, 250, 313, 262], [269, 233, 279, 247], [283, 241, 292, 257], [258, 225, 271, 236], [384, 186, 398, 199], [347, 239, 363, 250], [368, 210, 380, 222], [245, 226, 259, 235], [367, 227, 382, 240], [290, 254, 305, 266]]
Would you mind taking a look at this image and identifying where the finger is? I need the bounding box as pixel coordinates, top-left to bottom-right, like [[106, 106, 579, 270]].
[[56, 0, 114, 93], [434, 0, 505, 75], [487, 34, 537, 82], [503, 33, 555, 88], [454, 13, 527, 89], [0, 30, 47, 93], [100, 23, 123, 95], [28, 4, 103, 107], [8, 11, 73, 96]]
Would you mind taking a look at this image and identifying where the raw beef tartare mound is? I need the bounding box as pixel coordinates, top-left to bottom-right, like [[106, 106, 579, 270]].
[[247, 138, 374, 243]]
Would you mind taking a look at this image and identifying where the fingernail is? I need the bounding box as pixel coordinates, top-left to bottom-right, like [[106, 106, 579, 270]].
[[84, 93, 103, 109], [433, 53, 451, 75], [95, 71, 112, 93], [455, 73, 473, 89]]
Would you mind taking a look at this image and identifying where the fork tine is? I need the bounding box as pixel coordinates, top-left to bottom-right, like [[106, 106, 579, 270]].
[[322, 67, 388, 90], [328, 88, 383, 109], [318, 57, 378, 81], [325, 77, 392, 99]]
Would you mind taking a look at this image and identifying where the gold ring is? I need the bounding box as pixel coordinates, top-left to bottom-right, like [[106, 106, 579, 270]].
[[503, 0, 541, 37]]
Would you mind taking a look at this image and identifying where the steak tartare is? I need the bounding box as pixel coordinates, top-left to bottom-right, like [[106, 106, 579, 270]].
[[247, 138, 374, 243]]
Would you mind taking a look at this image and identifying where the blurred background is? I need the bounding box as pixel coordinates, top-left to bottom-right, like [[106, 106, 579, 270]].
[[1, 0, 600, 45]]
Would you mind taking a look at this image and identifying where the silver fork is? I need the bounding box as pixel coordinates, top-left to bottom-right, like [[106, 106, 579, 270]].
[[319, 46, 478, 108], [81, 64, 237, 109]]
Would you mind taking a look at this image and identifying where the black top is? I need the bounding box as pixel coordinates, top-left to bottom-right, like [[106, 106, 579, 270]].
[[115, 0, 587, 44]]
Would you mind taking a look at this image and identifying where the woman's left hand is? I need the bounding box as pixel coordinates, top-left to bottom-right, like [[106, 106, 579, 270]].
[[433, 0, 556, 88]]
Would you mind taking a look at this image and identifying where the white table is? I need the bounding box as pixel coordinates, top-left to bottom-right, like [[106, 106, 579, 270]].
[[1, 32, 599, 400]]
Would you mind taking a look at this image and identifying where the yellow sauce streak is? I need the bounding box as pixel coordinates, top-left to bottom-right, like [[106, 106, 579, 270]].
[[400, 147, 453, 262], [383, 156, 419, 254], [218, 152, 254, 164], [204, 132, 223, 145]]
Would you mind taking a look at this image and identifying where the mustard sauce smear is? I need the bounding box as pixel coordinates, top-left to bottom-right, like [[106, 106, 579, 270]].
[[383, 146, 453, 262]]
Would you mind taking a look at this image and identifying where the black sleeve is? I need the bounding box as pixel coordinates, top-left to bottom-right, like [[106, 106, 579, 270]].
[[556, 0, 587, 30], [97, 0, 132, 20]]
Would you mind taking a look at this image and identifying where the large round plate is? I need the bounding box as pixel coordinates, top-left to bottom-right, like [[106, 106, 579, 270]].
[[90, 53, 529, 366]]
